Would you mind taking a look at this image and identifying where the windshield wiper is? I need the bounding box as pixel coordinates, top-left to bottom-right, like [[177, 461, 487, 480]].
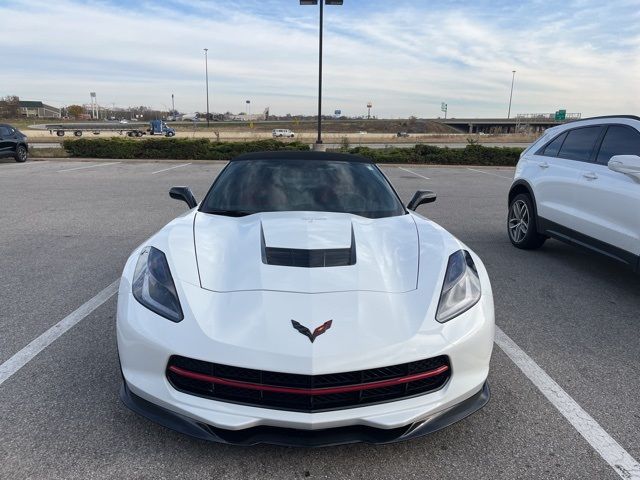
[[206, 209, 253, 217]]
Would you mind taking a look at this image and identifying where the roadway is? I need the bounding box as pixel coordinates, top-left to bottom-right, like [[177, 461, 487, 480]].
[[30, 142, 531, 150]]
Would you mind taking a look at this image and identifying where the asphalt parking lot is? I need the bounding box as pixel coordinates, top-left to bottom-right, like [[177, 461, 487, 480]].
[[1, 159, 638, 479]]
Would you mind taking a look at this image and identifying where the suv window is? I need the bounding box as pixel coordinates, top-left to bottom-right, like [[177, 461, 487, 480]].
[[539, 132, 567, 157], [596, 125, 640, 165], [0, 126, 10, 137], [558, 126, 602, 162]]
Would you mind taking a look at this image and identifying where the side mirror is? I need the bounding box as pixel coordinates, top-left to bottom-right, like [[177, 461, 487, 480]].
[[608, 155, 640, 182], [407, 190, 436, 211], [169, 186, 197, 209]]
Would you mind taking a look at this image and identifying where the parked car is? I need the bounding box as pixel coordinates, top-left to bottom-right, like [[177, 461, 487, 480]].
[[0, 123, 29, 162], [397, 131, 410, 138], [272, 129, 295, 138], [508, 115, 640, 271], [117, 151, 494, 446]]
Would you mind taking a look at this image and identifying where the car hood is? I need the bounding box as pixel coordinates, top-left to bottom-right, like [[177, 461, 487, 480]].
[[193, 211, 419, 293]]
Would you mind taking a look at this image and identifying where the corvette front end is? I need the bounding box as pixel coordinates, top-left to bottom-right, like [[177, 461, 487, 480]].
[[116, 152, 495, 446]]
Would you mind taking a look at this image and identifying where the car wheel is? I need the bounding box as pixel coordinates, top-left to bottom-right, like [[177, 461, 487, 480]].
[[14, 145, 28, 163], [507, 193, 546, 249]]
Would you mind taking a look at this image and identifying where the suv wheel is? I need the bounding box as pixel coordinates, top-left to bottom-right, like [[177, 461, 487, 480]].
[[508, 193, 546, 249], [14, 145, 28, 163]]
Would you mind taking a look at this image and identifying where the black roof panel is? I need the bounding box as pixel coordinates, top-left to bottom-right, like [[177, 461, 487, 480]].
[[231, 151, 373, 163]]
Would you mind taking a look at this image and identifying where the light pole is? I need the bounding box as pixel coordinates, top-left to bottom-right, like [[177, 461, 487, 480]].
[[441, 102, 448, 119], [204, 48, 210, 127], [300, 0, 343, 148], [507, 70, 516, 119], [246, 99, 251, 116]]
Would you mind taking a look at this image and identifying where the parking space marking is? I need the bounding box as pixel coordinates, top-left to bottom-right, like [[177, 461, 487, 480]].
[[397, 166, 430, 180], [467, 168, 513, 179], [12, 161, 50, 166], [495, 326, 640, 480], [151, 163, 192, 175], [57, 162, 121, 173], [0, 161, 50, 173], [0, 281, 118, 388]]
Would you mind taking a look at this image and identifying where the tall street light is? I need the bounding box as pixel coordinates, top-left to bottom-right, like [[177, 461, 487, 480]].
[[204, 48, 210, 127], [300, 0, 343, 149], [507, 70, 516, 119]]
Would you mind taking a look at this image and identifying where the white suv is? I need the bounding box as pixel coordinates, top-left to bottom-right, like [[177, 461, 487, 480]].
[[508, 115, 640, 271]]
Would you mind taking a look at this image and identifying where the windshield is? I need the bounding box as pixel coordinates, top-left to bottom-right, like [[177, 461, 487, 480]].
[[200, 159, 405, 219]]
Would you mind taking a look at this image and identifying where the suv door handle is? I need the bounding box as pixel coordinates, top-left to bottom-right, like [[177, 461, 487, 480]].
[[538, 161, 549, 169], [583, 172, 598, 180]]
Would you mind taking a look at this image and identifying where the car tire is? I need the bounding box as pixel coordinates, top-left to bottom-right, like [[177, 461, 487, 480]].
[[56, 130, 65, 137], [507, 193, 546, 249], [74, 130, 82, 137], [14, 145, 28, 163]]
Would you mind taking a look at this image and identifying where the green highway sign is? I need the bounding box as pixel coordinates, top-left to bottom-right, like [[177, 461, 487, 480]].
[[554, 109, 567, 120]]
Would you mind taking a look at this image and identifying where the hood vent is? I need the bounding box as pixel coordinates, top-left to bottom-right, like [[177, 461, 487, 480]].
[[261, 225, 356, 268]]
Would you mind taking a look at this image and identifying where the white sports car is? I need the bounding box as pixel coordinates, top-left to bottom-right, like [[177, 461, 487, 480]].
[[117, 151, 495, 446]]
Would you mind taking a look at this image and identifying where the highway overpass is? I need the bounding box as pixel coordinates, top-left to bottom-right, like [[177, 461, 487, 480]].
[[435, 114, 581, 134]]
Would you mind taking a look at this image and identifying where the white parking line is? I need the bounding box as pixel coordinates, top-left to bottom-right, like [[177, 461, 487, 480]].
[[397, 166, 430, 180], [467, 167, 513, 179], [0, 281, 119, 387], [495, 326, 640, 480], [57, 162, 121, 173], [12, 161, 50, 166], [0, 161, 50, 175], [151, 163, 192, 175]]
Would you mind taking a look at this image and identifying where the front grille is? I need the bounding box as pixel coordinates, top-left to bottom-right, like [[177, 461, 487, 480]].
[[166, 355, 451, 412]]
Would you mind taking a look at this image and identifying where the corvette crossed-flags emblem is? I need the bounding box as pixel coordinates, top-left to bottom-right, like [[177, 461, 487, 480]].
[[290, 320, 333, 343]]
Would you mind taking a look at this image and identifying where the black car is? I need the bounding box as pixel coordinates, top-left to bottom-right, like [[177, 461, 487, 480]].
[[0, 124, 29, 162]]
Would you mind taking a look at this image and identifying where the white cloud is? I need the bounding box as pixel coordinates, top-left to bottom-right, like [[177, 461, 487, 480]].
[[0, 0, 638, 117]]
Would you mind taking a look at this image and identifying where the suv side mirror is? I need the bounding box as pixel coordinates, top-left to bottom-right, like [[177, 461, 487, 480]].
[[608, 155, 640, 182], [169, 186, 197, 209], [407, 190, 436, 211]]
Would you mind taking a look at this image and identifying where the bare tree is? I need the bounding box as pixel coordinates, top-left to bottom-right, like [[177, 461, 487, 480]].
[[0, 95, 20, 118]]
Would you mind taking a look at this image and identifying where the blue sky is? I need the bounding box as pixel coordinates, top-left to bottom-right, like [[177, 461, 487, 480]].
[[0, 0, 638, 117]]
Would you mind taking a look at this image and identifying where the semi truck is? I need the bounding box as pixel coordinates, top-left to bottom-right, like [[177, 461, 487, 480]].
[[40, 120, 176, 138]]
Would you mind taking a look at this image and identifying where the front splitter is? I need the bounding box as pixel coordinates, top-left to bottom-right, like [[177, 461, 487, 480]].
[[120, 382, 490, 447]]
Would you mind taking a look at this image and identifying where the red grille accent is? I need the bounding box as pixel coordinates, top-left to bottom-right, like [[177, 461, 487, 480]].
[[166, 355, 451, 412]]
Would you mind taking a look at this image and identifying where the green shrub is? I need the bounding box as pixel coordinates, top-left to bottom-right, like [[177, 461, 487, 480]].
[[62, 138, 310, 160], [62, 137, 523, 165], [348, 144, 523, 166]]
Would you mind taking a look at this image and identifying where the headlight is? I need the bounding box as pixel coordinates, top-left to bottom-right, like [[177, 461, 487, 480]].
[[132, 246, 183, 322], [436, 250, 481, 323]]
